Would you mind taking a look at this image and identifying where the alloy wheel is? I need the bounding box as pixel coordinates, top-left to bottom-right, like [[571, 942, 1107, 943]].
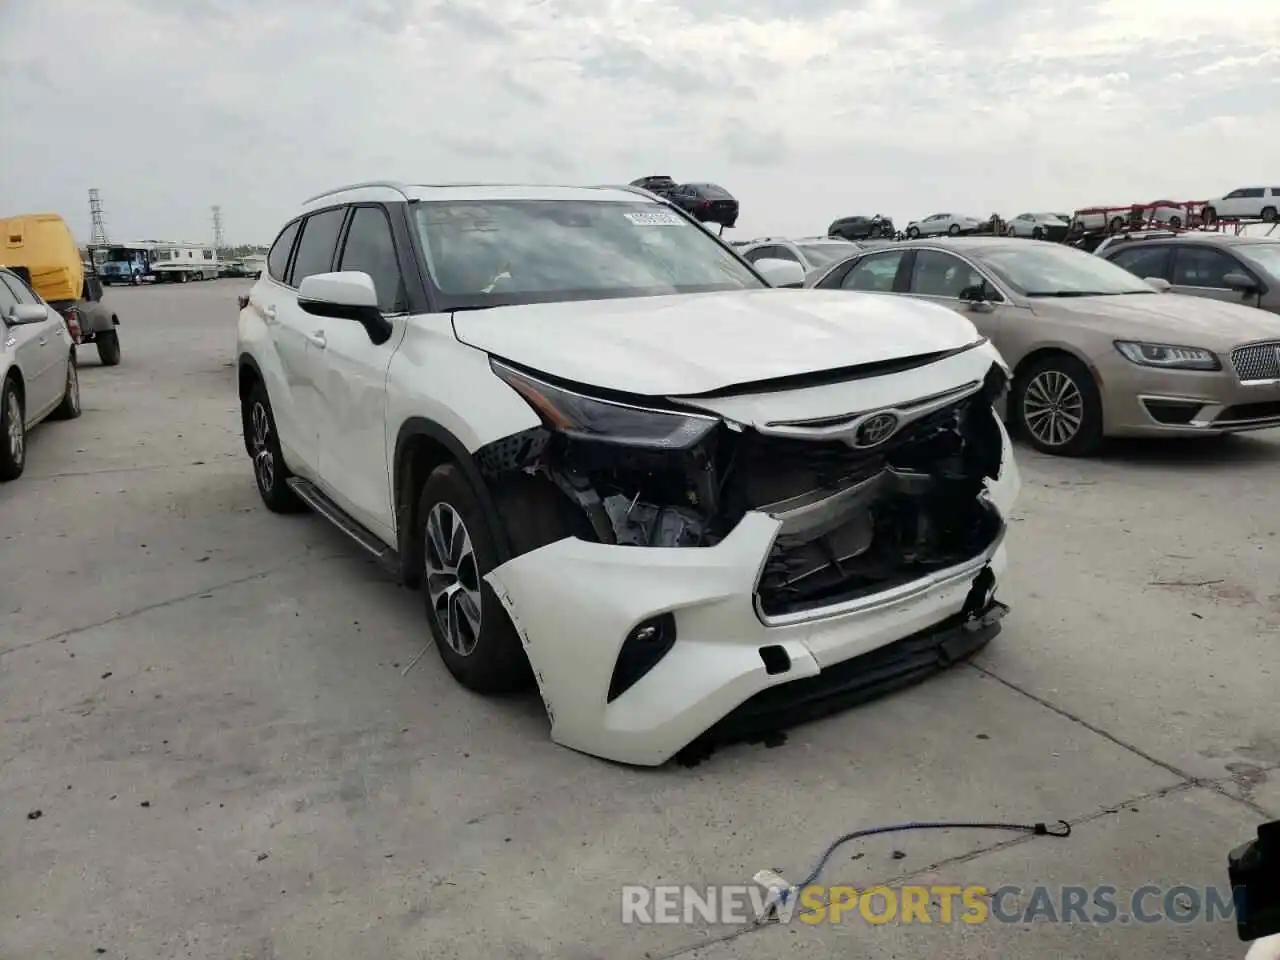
[[6, 392, 23, 465], [1023, 370, 1085, 447], [424, 502, 483, 657], [249, 401, 275, 492]]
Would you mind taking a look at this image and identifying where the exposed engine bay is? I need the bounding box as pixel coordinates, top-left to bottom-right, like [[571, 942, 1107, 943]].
[[476, 360, 1009, 620]]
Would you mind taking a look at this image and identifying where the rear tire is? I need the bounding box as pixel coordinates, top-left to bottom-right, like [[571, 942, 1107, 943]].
[[244, 382, 305, 513], [1262, 206, 1277, 223], [96, 330, 121, 366], [1203, 206, 1218, 224], [49, 354, 82, 420], [1012, 354, 1104, 457], [0, 378, 26, 481], [418, 464, 534, 694]]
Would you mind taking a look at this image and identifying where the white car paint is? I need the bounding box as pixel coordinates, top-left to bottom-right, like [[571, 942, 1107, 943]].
[[1205, 186, 1280, 221], [0, 268, 77, 476], [450, 288, 985, 396], [1005, 213, 1069, 238], [906, 213, 982, 237], [237, 181, 1021, 766]]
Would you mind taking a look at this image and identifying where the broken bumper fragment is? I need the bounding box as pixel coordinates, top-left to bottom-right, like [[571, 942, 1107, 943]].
[[486, 415, 1020, 766]]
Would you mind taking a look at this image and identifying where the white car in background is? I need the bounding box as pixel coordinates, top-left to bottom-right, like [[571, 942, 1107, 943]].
[[905, 213, 983, 238], [736, 236, 859, 275], [1005, 213, 1071, 241], [0, 266, 81, 481], [1203, 186, 1280, 224], [236, 180, 1020, 766]]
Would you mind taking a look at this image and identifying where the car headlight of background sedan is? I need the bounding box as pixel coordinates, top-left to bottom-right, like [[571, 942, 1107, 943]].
[[490, 359, 718, 449], [1113, 341, 1221, 371]]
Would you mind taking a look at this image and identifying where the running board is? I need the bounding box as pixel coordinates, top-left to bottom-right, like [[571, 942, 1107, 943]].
[[286, 477, 401, 575]]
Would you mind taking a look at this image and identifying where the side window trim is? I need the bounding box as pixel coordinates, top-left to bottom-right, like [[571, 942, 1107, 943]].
[[1114, 244, 1172, 281]]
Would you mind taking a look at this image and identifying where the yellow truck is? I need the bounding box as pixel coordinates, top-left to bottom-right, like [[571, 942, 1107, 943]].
[[0, 212, 122, 365]]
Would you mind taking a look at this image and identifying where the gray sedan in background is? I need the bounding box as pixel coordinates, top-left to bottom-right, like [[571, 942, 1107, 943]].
[[808, 238, 1280, 456], [1096, 233, 1280, 315]]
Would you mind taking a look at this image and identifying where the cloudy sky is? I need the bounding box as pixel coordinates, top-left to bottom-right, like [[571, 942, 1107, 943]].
[[2, 0, 1278, 245]]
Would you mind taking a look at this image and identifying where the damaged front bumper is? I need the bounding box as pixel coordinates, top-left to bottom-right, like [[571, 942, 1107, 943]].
[[485, 415, 1021, 767]]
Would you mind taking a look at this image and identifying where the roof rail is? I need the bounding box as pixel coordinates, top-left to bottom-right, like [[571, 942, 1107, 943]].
[[301, 181, 413, 205]]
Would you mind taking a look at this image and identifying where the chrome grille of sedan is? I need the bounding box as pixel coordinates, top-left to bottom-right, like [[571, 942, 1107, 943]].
[[1230, 342, 1280, 382]]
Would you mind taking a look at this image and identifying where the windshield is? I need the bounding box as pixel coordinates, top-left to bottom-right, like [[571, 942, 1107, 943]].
[[1236, 244, 1280, 277], [414, 199, 764, 308], [798, 243, 854, 267], [105, 247, 137, 261], [978, 243, 1156, 296]]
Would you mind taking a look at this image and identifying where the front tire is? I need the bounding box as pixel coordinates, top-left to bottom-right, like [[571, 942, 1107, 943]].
[[96, 330, 121, 366], [50, 354, 82, 420], [906, 226, 920, 239], [0, 378, 26, 481], [419, 464, 531, 694], [1013, 355, 1104, 457], [244, 382, 305, 513], [948, 223, 961, 235]]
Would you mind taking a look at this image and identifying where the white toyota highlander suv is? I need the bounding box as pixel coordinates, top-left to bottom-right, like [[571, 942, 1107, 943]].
[[235, 181, 1021, 766]]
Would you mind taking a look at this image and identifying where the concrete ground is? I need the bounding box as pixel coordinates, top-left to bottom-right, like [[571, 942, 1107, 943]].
[[1, 280, 1275, 960]]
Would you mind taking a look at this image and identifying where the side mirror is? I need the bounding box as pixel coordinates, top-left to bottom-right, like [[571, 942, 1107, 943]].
[[754, 258, 805, 289], [1222, 271, 1259, 293], [297, 271, 392, 344], [6, 303, 48, 325], [958, 284, 998, 310], [1144, 277, 1172, 293]]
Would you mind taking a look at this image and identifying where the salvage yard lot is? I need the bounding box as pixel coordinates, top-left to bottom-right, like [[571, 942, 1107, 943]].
[[1, 281, 1276, 959]]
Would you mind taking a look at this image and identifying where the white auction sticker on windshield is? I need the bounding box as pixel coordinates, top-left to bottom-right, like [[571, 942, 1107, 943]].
[[624, 211, 685, 226]]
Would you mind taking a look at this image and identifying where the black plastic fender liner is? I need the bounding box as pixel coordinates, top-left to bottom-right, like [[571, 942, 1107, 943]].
[[393, 417, 516, 576]]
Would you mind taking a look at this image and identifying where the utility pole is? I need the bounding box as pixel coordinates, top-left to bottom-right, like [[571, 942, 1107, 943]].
[[88, 188, 109, 245], [212, 205, 225, 253]]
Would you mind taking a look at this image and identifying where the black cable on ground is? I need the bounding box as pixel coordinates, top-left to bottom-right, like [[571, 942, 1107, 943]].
[[793, 818, 1072, 894]]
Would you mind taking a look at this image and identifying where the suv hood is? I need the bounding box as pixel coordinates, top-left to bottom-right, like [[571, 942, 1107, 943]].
[[1031, 292, 1280, 348], [453, 289, 981, 395]]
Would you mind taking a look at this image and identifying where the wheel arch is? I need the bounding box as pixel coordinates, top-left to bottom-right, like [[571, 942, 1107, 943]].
[[3, 365, 24, 405], [393, 416, 513, 588], [1012, 343, 1102, 389], [237, 353, 265, 457]]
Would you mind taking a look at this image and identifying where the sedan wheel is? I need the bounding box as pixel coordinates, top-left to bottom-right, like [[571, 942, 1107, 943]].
[[1014, 355, 1104, 457], [424, 502, 483, 657], [0, 380, 25, 481]]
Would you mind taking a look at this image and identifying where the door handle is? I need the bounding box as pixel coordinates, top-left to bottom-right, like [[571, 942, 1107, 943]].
[[262, 305, 277, 323], [38, 337, 48, 346], [306, 330, 327, 349]]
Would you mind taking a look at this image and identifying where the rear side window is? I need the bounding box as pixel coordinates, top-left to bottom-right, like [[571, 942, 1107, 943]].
[[267, 220, 300, 283], [338, 206, 406, 312], [1109, 245, 1171, 280], [290, 208, 347, 286]]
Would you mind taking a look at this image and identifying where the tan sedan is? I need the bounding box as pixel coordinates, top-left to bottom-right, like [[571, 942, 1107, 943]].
[[808, 237, 1280, 456]]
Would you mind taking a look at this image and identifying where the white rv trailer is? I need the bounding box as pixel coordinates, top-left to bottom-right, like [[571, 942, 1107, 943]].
[[149, 241, 220, 282]]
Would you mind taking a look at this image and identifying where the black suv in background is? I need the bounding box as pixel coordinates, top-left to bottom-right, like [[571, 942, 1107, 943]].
[[667, 183, 740, 228], [828, 214, 895, 241]]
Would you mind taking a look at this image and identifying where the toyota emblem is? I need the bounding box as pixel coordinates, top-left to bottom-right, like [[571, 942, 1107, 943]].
[[852, 412, 900, 448]]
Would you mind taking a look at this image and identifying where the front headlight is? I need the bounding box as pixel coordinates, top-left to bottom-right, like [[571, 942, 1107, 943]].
[[490, 359, 718, 450], [1114, 341, 1221, 371]]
